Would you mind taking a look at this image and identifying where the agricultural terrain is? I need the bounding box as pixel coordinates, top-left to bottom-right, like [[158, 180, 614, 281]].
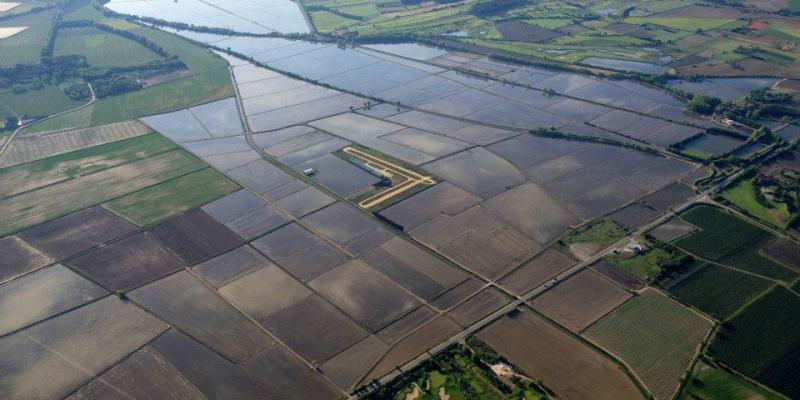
[[1, 0, 800, 400]]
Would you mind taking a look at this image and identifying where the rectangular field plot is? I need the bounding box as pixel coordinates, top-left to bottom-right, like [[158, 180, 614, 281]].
[[228, 159, 294, 195], [498, 249, 576, 295], [411, 206, 539, 278], [477, 310, 644, 400], [0, 297, 167, 400], [0, 120, 151, 167], [376, 305, 437, 344], [589, 259, 645, 291], [422, 147, 527, 200], [362, 237, 467, 301], [648, 218, 697, 242], [532, 269, 631, 332], [151, 330, 274, 400], [584, 289, 713, 400], [218, 262, 311, 322], [240, 343, 343, 400], [674, 205, 798, 282], [0, 236, 52, 284], [192, 245, 271, 288], [66, 231, 184, 291], [252, 223, 350, 282], [0, 133, 176, 199], [130, 271, 271, 363], [0, 149, 205, 236], [104, 168, 240, 226], [378, 182, 481, 231], [301, 202, 393, 255], [320, 335, 389, 391], [706, 286, 800, 400], [309, 259, 420, 332], [148, 209, 243, 265], [363, 316, 462, 384], [0, 264, 105, 336], [65, 346, 206, 400], [187, 97, 244, 137], [662, 263, 773, 320], [760, 238, 800, 271], [446, 288, 510, 327], [678, 360, 784, 400], [261, 294, 368, 363]]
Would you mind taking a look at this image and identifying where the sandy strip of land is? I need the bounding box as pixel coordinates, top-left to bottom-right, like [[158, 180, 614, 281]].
[[0, 2, 21, 12], [0, 26, 27, 39]]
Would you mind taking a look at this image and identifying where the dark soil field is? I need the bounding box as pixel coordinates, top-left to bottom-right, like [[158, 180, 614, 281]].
[[430, 278, 485, 311], [363, 316, 462, 384], [0, 236, 52, 284], [447, 288, 510, 327], [377, 305, 437, 344], [478, 310, 644, 400], [309, 260, 420, 331], [129, 271, 272, 363], [302, 202, 392, 255], [648, 218, 697, 242], [532, 270, 632, 332], [707, 286, 800, 399], [148, 209, 243, 265], [261, 294, 368, 363], [151, 330, 274, 400], [589, 259, 646, 291], [498, 249, 576, 295], [760, 238, 800, 271], [363, 237, 467, 301], [251, 223, 350, 282], [0, 265, 105, 336], [241, 343, 344, 400], [320, 336, 389, 390], [218, 263, 312, 322], [378, 182, 481, 231], [192, 245, 270, 288], [18, 206, 136, 261], [0, 297, 167, 400], [66, 231, 185, 291], [66, 347, 207, 400], [609, 203, 661, 231]]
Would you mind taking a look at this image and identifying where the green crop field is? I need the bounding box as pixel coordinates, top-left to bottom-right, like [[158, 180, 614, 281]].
[[54, 26, 163, 68], [679, 359, 783, 400], [584, 289, 713, 400], [0, 84, 85, 120], [19, 104, 95, 135], [674, 205, 798, 282], [104, 168, 239, 226], [625, 16, 737, 31], [310, 11, 359, 32], [0, 8, 56, 67], [707, 286, 800, 399], [90, 68, 234, 125], [663, 263, 773, 320]]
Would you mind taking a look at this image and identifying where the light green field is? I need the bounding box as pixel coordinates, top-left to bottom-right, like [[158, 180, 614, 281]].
[[679, 360, 783, 400], [310, 11, 359, 32], [625, 16, 738, 31], [104, 168, 239, 226], [584, 289, 712, 400], [0, 148, 204, 235], [0, 8, 56, 67], [0, 85, 85, 120], [607, 246, 673, 280], [523, 18, 573, 29], [54, 26, 163, 68], [720, 178, 792, 228], [18, 104, 94, 135], [91, 67, 234, 125]]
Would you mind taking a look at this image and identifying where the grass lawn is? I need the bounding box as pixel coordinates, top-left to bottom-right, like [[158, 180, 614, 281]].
[[607, 246, 672, 280], [679, 359, 783, 400], [104, 168, 240, 226], [567, 218, 627, 246], [91, 67, 234, 125], [54, 26, 164, 68], [720, 178, 792, 228]]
